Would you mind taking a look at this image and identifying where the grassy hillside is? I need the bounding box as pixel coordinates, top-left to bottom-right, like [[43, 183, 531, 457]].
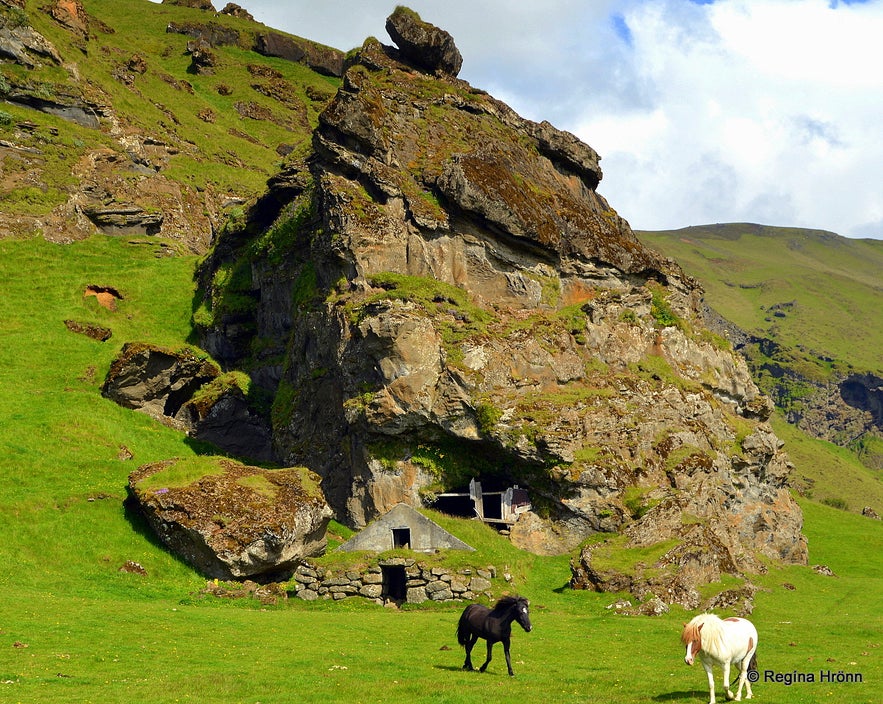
[[0, 235, 880, 703], [638, 223, 883, 502], [1, 0, 338, 233], [637, 224, 883, 374]]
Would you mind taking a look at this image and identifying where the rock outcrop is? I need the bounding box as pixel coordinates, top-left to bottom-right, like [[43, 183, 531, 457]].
[[0, 2, 341, 250], [102, 342, 219, 424], [162, 0, 216, 10], [194, 9, 806, 601], [102, 342, 275, 462], [219, 3, 252, 21], [128, 457, 331, 581]]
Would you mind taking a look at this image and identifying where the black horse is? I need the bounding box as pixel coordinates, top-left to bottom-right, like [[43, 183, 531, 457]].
[[456, 595, 532, 676]]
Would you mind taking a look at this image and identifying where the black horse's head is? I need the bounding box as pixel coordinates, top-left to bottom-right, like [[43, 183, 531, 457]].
[[499, 595, 532, 633]]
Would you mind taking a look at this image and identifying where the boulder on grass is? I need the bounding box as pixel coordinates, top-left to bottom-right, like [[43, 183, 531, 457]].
[[128, 457, 332, 582]]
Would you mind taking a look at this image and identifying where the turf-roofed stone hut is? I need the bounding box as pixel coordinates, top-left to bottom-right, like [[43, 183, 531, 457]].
[[337, 503, 474, 552]]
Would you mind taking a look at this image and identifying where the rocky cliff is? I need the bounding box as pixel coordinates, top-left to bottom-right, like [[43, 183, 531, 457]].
[[196, 8, 806, 601]]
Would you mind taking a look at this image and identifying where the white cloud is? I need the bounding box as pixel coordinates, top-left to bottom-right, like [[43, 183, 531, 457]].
[[571, 0, 883, 237]]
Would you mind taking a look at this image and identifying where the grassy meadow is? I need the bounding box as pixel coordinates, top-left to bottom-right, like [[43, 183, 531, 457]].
[[0, 235, 881, 704]]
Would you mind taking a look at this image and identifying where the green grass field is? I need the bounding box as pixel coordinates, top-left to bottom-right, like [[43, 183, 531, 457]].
[[1, 236, 880, 703]]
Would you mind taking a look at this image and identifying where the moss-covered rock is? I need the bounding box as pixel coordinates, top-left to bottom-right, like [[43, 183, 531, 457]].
[[128, 457, 332, 582]]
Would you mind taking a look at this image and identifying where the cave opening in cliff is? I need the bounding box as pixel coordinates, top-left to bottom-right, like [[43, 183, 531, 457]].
[[430, 476, 526, 524]]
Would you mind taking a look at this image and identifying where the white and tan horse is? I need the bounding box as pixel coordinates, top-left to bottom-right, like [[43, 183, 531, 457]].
[[681, 613, 758, 704]]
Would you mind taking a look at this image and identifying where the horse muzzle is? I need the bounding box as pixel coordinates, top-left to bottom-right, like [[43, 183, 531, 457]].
[[685, 655, 694, 666]]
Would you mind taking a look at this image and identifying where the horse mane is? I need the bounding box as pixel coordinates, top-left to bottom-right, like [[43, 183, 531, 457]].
[[681, 613, 726, 652], [493, 595, 527, 610]]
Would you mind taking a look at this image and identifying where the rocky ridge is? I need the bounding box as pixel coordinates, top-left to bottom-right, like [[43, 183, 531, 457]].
[[195, 8, 807, 603]]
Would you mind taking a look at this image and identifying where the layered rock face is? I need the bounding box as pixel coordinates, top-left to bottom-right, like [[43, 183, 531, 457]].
[[198, 10, 806, 596]]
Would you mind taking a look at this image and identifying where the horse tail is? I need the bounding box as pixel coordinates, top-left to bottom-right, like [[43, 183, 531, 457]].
[[457, 606, 473, 647], [731, 648, 759, 688]]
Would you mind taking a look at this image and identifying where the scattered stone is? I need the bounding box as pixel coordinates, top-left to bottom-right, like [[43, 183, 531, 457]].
[[64, 319, 112, 341], [862, 506, 881, 520], [201, 579, 288, 605], [606, 599, 632, 611], [219, 3, 252, 21], [119, 560, 147, 575], [637, 596, 669, 616], [812, 564, 837, 577], [127, 54, 147, 74], [186, 39, 217, 75]]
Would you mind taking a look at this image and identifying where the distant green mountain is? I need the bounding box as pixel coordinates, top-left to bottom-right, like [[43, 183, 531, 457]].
[[638, 223, 883, 482]]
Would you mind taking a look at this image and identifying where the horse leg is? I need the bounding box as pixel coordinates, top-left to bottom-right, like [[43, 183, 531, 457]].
[[722, 661, 734, 700], [478, 639, 494, 673], [462, 634, 478, 671], [734, 660, 752, 701], [502, 637, 514, 676], [702, 661, 716, 704]]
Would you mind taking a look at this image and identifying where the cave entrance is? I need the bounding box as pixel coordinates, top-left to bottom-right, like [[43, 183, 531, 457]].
[[381, 565, 407, 601], [431, 491, 474, 518], [431, 478, 531, 525]]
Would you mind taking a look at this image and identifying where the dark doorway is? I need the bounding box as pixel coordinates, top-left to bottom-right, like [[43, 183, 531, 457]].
[[382, 565, 407, 601], [481, 494, 502, 521], [392, 527, 411, 549], [431, 493, 474, 518]]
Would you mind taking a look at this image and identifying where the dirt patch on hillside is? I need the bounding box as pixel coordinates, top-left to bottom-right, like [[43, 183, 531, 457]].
[[84, 285, 122, 310]]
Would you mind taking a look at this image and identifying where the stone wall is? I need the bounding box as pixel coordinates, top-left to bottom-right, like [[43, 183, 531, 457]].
[[291, 557, 496, 604]]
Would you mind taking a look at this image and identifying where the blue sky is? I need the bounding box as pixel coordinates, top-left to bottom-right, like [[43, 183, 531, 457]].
[[155, 1, 883, 239]]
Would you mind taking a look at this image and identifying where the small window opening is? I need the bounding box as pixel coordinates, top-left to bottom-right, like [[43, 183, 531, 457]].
[[392, 527, 411, 549]]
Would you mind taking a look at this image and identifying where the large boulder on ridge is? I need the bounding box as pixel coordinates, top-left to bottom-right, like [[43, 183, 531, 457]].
[[385, 6, 462, 76], [128, 457, 332, 582]]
